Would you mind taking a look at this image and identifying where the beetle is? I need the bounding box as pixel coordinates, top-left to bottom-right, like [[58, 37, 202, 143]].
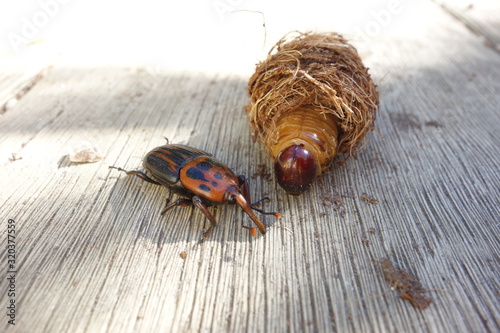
[[109, 142, 281, 239]]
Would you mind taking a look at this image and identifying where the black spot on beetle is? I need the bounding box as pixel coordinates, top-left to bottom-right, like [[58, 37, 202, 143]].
[[225, 173, 231, 178], [199, 184, 210, 192], [214, 172, 223, 180], [196, 161, 212, 171], [211, 181, 218, 187], [186, 167, 208, 182]]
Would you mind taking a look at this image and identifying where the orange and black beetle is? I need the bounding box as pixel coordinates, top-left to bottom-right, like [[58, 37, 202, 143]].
[[110, 143, 281, 239]]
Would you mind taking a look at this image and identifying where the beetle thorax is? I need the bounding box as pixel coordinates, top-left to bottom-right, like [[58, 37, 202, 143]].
[[179, 156, 240, 204]]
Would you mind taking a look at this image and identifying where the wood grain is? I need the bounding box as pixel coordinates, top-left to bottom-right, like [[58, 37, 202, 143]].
[[0, 1, 498, 332], [435, 0, 500, 50]]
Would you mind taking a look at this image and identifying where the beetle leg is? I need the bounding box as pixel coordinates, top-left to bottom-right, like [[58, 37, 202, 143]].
[[109, 166, 161, 185], [192, 196, 217, 240], [160, 198, 192, 215]]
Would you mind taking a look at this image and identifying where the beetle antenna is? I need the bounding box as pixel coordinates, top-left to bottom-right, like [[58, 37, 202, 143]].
[[250, 197, 282, 218], [251, 206, 282, 218], [250, 197, 270, 206]]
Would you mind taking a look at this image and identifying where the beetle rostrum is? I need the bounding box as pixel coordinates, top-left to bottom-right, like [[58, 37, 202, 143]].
[[109, 143, 281, 239]]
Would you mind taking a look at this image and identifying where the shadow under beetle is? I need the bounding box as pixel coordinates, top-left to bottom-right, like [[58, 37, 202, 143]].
[[109, 142, 281, 240]]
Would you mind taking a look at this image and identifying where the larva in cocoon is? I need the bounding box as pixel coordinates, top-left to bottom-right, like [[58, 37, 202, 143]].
[[246, 32, 379, 195]]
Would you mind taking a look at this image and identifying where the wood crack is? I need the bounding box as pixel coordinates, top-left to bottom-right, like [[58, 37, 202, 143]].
[[1, 65, 53, 114], [5, 106, 64, 165], [434, 1, 500, 54]]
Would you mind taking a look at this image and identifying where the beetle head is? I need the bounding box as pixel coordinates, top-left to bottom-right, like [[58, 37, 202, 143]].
[[274, 144, 319, 195]]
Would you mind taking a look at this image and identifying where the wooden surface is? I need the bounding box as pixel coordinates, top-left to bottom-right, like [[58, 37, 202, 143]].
[[1, 1, 499, 332]]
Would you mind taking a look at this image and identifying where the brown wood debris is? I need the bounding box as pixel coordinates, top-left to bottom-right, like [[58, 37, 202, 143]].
[[380, 258, 433, 309]]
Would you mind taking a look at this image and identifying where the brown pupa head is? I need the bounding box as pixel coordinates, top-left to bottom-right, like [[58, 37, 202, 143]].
[[274, 145, 318, 195]]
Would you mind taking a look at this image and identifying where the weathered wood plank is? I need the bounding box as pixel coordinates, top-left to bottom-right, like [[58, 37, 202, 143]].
[[435, 0, 500, 50], [0, 1, 499, 333], [0, 43, 57, 113]]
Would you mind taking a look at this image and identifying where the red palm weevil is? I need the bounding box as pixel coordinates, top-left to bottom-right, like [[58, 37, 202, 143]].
[[110, 143, 281, 239]]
